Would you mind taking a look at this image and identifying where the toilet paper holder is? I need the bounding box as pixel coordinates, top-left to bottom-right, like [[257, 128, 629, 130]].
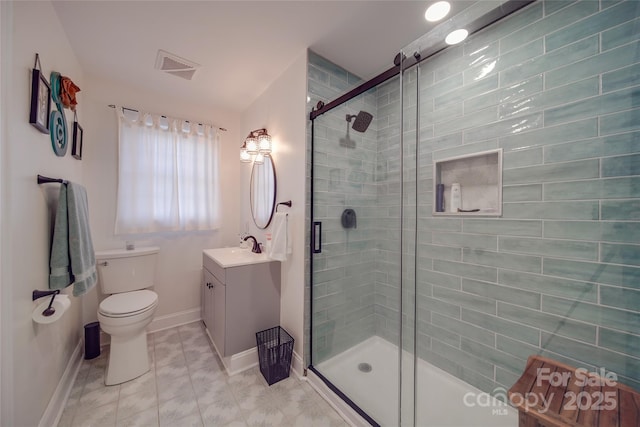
[[32, 289, 61, 317]]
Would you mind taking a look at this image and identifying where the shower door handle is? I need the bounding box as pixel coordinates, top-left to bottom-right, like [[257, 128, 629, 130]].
[[312, 221, 322, 253]]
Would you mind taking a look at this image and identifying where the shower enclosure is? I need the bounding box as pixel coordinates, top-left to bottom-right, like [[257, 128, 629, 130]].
[[308, 1, 640, 426]]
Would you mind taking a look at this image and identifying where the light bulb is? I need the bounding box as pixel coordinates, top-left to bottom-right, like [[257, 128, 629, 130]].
[[258, 134, 272, 153], [254, 152, 264, 165], [240, 145, 252, 162], [245, 136, 258, 154]]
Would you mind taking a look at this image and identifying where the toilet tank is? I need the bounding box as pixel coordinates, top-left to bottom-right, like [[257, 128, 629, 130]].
[[95, 247, 159, 294]]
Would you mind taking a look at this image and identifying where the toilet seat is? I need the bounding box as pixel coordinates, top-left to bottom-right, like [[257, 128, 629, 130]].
[[99, 290, 158, 318]]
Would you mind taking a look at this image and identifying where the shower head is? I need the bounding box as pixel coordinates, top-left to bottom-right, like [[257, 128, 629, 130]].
[[346, 111, 373, 133]]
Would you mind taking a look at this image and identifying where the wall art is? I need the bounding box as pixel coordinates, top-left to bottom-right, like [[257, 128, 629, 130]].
[[28, 54, 51, 134]]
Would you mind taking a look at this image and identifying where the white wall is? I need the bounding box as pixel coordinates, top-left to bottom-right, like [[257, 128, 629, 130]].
[[240, 51, 308, 362], [4, 2, 84, 425], [81, 74, 242, 326]]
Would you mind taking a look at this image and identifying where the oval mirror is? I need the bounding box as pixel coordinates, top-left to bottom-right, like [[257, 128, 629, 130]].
[[250, 155, 276, 229]]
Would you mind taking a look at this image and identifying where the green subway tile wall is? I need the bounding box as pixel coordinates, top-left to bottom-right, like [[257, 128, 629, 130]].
[[407, 0, 640, 394], [406, 0, 640, 394], [308, 0, 640, 398]]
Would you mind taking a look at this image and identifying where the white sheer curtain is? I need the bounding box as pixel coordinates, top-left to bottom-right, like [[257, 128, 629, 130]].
[[115, 108, 220, 234]]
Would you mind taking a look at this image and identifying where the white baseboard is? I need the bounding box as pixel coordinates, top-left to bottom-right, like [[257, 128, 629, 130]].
[[204, 327, 258, 376], [291, 350, 304, 379], [39, 340, 83, 427], [203, 327, 304, 379], [222, 347, 259, 376], [148, 308, 201, 333], [98, 308, 202, 347], [306, 369, 367, 427], [220, 347, 304, 379]]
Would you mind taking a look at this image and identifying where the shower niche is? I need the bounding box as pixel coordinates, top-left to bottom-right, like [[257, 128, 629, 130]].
[[433, 148, 503, 216]]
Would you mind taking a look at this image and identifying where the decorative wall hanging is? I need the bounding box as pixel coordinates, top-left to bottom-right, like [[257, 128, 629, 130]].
[[60, 76, 80, 111], [72, 111, 83, 160], [49, 72, 68, 156], [29, 54, 51, 134]]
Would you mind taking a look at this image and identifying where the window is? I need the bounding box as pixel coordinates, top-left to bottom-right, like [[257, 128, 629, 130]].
[[115, 108, 220, 234]]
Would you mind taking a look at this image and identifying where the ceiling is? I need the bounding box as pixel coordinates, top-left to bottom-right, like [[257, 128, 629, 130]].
[[52, 1, 478, 113]]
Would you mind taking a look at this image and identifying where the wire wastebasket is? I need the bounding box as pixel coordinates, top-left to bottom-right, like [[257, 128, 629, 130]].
[[256, 326, 294, 385]]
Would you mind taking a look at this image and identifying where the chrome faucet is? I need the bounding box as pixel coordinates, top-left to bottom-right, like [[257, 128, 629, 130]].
[[243, 235, 262, 253]]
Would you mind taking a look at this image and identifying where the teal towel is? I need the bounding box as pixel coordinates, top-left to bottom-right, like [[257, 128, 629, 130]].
[[49, 185, 72, 288], [49, 182, 97, 296]]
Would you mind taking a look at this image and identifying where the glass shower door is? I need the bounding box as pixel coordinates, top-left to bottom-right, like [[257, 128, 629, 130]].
[[405, 2, 640, 426], [310, 81, 402, 425]]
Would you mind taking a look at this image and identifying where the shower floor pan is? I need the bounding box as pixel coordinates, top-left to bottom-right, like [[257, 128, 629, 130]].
[[315, 336, 517, 427]]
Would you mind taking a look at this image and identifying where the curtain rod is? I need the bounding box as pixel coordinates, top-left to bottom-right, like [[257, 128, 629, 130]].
[[108, 104, 227, 131]]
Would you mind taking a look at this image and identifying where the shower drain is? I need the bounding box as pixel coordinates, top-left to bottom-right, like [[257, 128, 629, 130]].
[[358, 362, 372, 373]]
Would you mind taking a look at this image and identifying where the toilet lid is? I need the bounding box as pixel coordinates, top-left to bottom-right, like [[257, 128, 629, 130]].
[[99, 290, 158, 316]]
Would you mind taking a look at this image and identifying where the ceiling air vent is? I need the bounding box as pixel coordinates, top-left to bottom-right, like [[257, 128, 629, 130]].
[[154, 49, 200, 80]]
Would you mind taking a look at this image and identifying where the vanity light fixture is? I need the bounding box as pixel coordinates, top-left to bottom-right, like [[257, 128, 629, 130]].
[[246, 135, 258, 154], [254, 152, 265, 165], [240, 142, 252, 162], [257, 132, 272, 153], [425, 1, 451, 22], [240, 128, 272, 163]]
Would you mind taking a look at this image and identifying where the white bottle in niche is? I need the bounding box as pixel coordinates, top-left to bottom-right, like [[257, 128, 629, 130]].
[[450, 183, 461, 212]]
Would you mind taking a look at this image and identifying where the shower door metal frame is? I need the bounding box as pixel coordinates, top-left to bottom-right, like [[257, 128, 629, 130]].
[[399, 51, 421, 427]]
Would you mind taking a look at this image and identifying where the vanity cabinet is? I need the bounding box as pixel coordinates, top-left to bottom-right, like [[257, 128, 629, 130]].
[[202, 268, 226, 355], [202, 249, 281, 358]]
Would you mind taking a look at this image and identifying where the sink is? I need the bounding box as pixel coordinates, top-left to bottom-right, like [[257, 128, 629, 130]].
[[203, 247, 272, 268]]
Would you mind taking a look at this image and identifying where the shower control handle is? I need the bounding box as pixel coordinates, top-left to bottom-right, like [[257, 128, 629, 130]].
[[312, 221, 322, 254], [98, 261, 108, 267]]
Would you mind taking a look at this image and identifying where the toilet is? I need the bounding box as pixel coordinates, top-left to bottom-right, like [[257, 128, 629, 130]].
[[95, 247, 159, 385]]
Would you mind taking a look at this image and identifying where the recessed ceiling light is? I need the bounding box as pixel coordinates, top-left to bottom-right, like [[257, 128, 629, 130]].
[[425, 1, 451, 22], [445, 29, 469, 45]]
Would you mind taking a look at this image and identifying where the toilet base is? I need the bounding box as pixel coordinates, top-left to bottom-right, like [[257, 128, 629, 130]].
[[104, 331, 150, 385]]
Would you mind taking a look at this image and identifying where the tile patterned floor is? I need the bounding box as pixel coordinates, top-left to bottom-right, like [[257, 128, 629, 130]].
[[58, 322, 348, 427]]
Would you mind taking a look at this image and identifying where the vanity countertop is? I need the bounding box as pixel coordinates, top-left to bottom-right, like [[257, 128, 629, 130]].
[[203, 247, 276, 268]]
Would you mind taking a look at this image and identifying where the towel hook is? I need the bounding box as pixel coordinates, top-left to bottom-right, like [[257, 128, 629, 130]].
[[276, 201, 292, 212]]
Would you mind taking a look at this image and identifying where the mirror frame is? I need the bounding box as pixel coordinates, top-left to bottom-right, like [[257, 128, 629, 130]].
[[250, 155, 277, 229]]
